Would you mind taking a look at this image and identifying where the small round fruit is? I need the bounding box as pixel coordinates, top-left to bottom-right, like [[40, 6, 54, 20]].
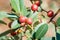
[[26, 18, 32, 25], [31, 4, 38, 11], [17, 29, 22, 34], [47, 10, 54, 17], [11, 32, 17, 36], [35, 1, 40, 6], [20, 22, 25, 26], [19, 16, 27, 23]]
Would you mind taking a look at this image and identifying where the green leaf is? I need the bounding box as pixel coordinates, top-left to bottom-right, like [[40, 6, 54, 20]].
[[7, 15, 18, 18], [0, 36, 7, 40], [33, 21, 39, 27], [38, 7, 41, 12], [0, 20, 7, 25], [0, 29, 11, 37], [28, 10, 33, 17], [41, 37, 52, 40], [0, 11, 8, 20], [19, 0, 28, 16], [33, 22, 48, 39], [11, 20, 20, 29], [27, 38, 32, 40], [25, 30, 32, 38], [10, 0, 20, 13], [56, 17, 60, 26], [57, 28, 60, 34], [30, 12, 39, 23], [18, 33, 22, 40]]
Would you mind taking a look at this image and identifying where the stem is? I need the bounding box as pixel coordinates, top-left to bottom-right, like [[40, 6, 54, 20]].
[[24, 25, 27, 33], [28, 24, 33, 30], [52, 21, 57, 40], [40, 7, 60, 23], [40, 6, 47, 13]]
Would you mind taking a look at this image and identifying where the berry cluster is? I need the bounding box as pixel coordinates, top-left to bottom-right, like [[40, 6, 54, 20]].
[[31, 0, 54, 17], [11, 16, 33, 36], [19, 16, 32, 26], [11, 0, 54, 36], [31, 1, 40, 11]]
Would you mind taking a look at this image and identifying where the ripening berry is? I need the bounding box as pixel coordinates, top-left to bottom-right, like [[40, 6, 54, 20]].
[[26, 18, 32, 25], [17, 29, 22, 34], [35, 1, 40, 6], [47, 10, 54, 17], [11, 32, 17, 36], [19, 16, 27, 23], [31, 4, 38, 11]]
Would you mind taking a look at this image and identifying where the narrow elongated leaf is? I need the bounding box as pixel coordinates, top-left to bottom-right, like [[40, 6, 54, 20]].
[[11, 20, 20, 29], [10, 0, 20, 13], [7, 15, 18, 18], [41, 37, 52, 40], [19, 0, 28, 16], [0, 29, 11, 37], [27, 38, 32, 40], [38, 7, 41, 12], [30, 12, 39, 23], [27, 10, 33, 17], [0, 20, 7, 25], [25, 30, 32, 38], [33, 21, 39, 27], [0, 36, 7, 40], [57, 28, 60, 34], [56, 17, 60, 26], [0, 11, 8, 20], [34, 22, 48, 39]]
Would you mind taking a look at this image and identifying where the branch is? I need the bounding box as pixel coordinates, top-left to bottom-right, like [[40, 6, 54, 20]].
[[40, 6, 47, 13]]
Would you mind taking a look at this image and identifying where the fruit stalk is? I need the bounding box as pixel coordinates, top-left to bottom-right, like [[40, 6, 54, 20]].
[[40, 6, 47, 13]]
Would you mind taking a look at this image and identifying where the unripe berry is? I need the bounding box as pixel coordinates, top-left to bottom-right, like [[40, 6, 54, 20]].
[[17, 29, 22, 34], [31, 4, 38, 11], [11, 32, 17, 36], [47, 10, 54, 17]]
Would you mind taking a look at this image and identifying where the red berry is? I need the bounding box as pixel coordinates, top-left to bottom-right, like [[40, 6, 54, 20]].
[[47, 10, 54, 17], [31, 4, 38, 11], [11, 32, 17, 36], [26, 18, 32, 25], [35, 1, 40, 6], [19, 16, 27, 23]]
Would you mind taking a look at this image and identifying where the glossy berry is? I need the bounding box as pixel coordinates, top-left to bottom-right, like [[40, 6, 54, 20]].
[[47, 10, 54, 17], [31, 4, 38, 11], [11, 32, 17, 36], [17, 29, 22, 34], [26, 18, 32, 25], [20, 22, 25, 26], [35, 1, 40, 6], [19, 16, 27, 23]]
